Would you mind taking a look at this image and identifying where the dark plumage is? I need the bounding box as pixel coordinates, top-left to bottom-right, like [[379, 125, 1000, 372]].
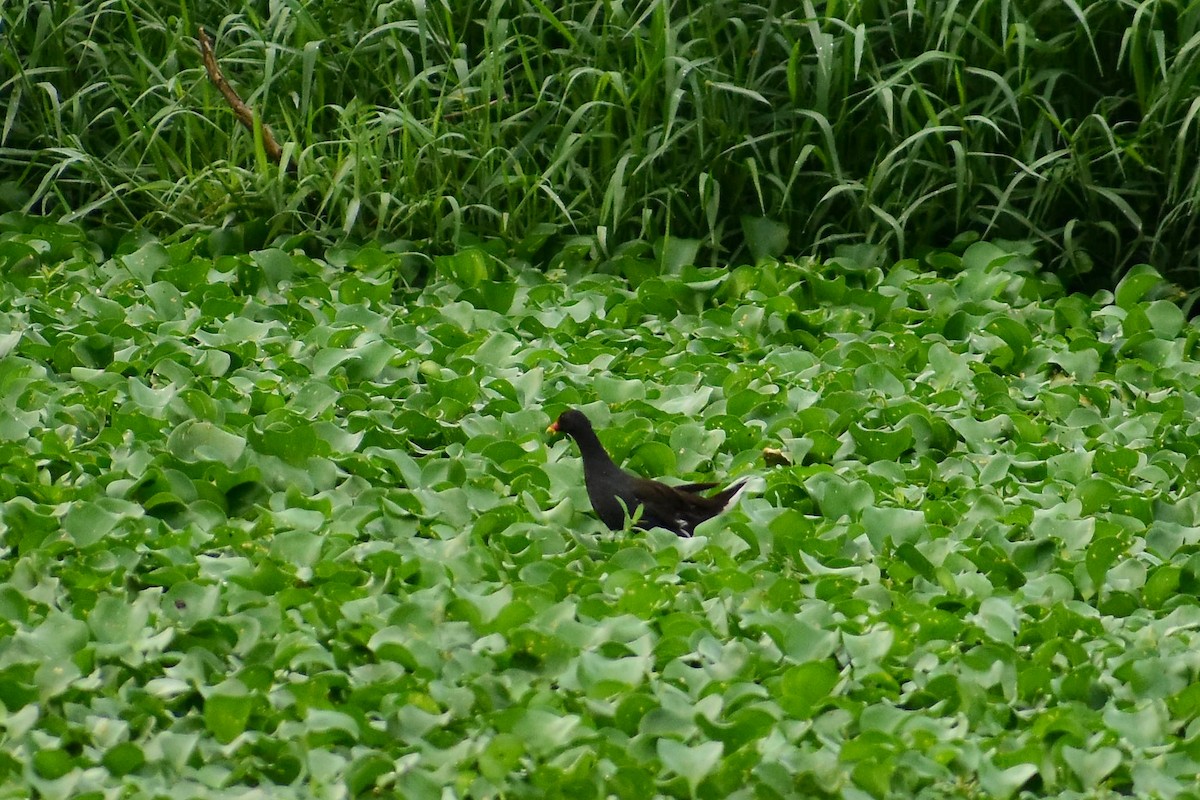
[[548, 408, 746, 537]]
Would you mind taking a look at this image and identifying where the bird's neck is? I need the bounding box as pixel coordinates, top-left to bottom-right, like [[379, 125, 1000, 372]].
[[573, 429, 621, 473]]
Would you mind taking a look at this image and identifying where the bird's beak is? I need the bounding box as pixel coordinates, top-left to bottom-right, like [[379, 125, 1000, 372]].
[[546, 421, 560, 434]]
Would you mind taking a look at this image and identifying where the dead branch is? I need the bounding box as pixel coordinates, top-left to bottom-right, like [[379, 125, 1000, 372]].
[[197, 26, 287, 167]]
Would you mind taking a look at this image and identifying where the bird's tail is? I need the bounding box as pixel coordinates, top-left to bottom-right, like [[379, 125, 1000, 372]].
[[712, 479, 751, 510]]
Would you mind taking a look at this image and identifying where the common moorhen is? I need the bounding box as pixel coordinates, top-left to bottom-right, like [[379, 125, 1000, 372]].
[[548, 408, 747, 537]]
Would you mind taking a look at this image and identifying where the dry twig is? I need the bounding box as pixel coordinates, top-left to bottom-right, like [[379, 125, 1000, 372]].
[[197, 26, 287, 167]]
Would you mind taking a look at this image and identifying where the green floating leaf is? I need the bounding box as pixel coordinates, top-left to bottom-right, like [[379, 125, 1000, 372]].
[[145, 280, 184, 319], [853, 363, 906, 397], [986, 316, 1033, 369], [472, 280, 518, 313], [436, 248, 491, 287], [88, 594, 144, 644], [204, 681, 252, 744], [843, 628, 895, 671], [251, 248, 296, 286], [849, 423, 914, 462], [346, 752, 393, 796], [803, 473, 874, 520], [654, 236, 701, 274], [1074, 477, 1116, 515], [861, 506, 924, 547], [1122, 306, 1151, 338], [255, 421, 319, 465], [1143, 565, 1180, 610], [511, 708, 583, 755], [167, 420, 246, 466], [779, 661, 839, 718], [427, 374, 479, 406], [578, 652, 649, 690], [271, 529, 325, 568], [960, 241, 1012, 273], [63, 501, 121, 548], [479, 733, 525, 784], [628, 441, 677, 479], [1114, 264, 1165, 309], [594, 375, 645, 404], [656, 739, 723, 795], [978, 760, 1037, 799], [28, 612, 89, 662], [120, 241, 170, 283], [306, 709, 360, 739], [35, 657, 81, 700], [1048, 347, 1100, 381], [741, 216, 790, 262], [102, 742, 146, 777], [926, 342, 971, 388], [670, 423, 725, 473], [895, 542, 935, 579], [338, 275, 393, 306], [1061, 745, 1122, 788], [852, 754, 894, 797], [32, 749, 74, 780], [72, 333, 114, 368], [1094, 446, 1138, 481], [0, 587, 28, 627], [1144, 299, 1184, 339], [0, 240, 40, 277]]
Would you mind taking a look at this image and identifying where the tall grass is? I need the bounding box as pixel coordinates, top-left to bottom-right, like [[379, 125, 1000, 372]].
[[2, 0, 1199, 284]]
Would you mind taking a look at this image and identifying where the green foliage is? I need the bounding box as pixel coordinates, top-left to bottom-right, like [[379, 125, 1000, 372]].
[[2, 217, 1200, 795], [4, 1, 1200, 283]]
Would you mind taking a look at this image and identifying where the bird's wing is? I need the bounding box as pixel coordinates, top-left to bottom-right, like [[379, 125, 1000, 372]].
[[671, 481, 719, 494], [631, 479, 726, 535]]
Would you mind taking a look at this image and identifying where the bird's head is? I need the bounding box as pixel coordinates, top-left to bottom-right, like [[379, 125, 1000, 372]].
[[547, 408, 593, 438]]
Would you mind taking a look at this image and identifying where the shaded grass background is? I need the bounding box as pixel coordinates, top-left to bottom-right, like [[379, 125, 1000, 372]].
[[3, 0, 1200, 287]]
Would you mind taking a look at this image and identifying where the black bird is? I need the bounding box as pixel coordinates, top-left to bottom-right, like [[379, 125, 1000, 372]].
[[548, 408, 747, 537]]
